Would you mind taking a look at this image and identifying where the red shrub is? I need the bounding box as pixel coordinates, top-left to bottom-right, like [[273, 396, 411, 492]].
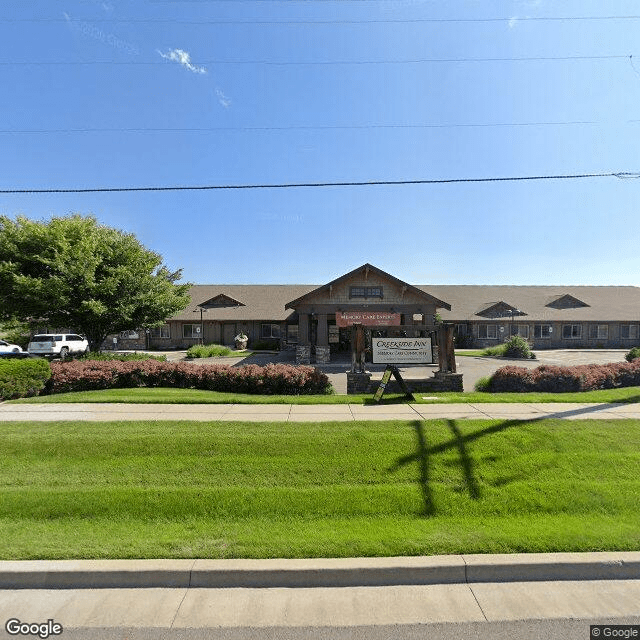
[[47, 360, 331, 395], [488, 360, 640, 393]]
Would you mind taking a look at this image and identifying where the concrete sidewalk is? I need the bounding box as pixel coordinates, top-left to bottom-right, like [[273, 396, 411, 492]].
[[1, 553, 639, 631], [1, 401, 640, 421]]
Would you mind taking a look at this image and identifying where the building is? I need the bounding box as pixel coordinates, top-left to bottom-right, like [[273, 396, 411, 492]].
[[107, 264, 640, 357]]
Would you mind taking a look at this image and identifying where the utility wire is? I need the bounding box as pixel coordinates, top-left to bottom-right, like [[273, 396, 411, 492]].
[[0, 121, 612, 134], [0, 54, 629, 66], [7, 14, 640, 25], [1, 172, 637, 194]]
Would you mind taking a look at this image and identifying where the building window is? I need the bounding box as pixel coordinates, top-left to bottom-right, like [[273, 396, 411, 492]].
[[349, 286, 383, 299], [620, 324, 639, 339], [150, 325, 170, 339], [562, 324, 582, 339], [510, 324, 529, 338], [261, 323, 281, 339], [182, 324, 201, 339], [455, 324, 467, 335], [589, 324, 609, 340], [534, 324, 552, 339], [287, 325, 298, 343], [478, 324, 497, 339]]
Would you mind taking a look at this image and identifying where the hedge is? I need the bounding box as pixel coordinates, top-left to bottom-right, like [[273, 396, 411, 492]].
[[46, 360, 331, 395], [0, 358, 52, 400], [487, 361, 640, 393]]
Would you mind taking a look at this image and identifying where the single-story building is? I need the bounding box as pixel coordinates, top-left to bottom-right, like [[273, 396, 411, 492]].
[[113, 263, 640, 358]]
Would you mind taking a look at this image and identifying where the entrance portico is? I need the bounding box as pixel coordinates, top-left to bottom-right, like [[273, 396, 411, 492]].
[[285, 263, 452, 366]]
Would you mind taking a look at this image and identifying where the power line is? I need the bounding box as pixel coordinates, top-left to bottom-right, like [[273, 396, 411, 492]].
[[0, 54, 630, 66], [6, 14, 640, 25], [0, 121, 613, 134], [1, 172, 637, 194]]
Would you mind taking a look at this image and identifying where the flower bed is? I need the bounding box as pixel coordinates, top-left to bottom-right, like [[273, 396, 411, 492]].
[[47, 360, 331, 395], [487, 361, 640, 393]]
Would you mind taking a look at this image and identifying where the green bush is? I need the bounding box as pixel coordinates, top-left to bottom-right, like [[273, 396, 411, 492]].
[[474, 376, 491, 392], [481, 344, 507, 357], [502, 335, 535, 359], [186, 344, 233, 358], [80, 352, 167, 362], [0, 358, 52, 400], [625, 347, 640, 362]]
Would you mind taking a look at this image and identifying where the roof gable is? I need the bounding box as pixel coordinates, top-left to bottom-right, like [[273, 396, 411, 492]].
[[285, 263, 451, 310], [546, 294, 590, 310], [200, 294, 245, 308], [476, 301, 527, 318]]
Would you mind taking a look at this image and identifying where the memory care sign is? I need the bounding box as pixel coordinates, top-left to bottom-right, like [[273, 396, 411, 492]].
[[373, 337, 433, 364], [335, 311, 401, 327]]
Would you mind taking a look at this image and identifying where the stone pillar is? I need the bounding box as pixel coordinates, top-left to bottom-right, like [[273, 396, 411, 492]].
[[296, 344, 311, 365], [347, 372, 372, 394]]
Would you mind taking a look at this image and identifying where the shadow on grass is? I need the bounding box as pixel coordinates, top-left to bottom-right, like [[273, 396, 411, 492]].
[[389, 417, 544, 516]]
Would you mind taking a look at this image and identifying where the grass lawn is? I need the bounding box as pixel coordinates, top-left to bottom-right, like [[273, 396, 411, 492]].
[[8, 385, 640, 404], [1, 418, 639, 559]]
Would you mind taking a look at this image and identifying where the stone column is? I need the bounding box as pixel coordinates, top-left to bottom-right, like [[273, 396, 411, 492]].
[[315, 313, 330, 363], [296, 313, 311, 364]]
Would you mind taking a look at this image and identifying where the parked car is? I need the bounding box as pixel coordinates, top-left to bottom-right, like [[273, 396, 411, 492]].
[[27, 334, 89, 359], [0, 339, 24, 356]]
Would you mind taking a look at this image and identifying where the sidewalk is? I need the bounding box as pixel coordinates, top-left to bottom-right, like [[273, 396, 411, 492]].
[[1, 401, 640, 421], [1, 553, 639, 630]]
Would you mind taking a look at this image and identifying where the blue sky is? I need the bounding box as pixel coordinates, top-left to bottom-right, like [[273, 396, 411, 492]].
[[1, 0, 639, 285]]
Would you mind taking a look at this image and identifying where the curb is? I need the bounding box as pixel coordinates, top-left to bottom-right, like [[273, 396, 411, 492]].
[[1, 552, 639, 589]]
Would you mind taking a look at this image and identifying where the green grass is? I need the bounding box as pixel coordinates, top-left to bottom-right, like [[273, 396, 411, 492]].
[[1, 418, 639, 559], [7, 385, 640, 404]]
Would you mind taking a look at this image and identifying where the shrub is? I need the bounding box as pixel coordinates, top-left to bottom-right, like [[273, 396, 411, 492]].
[[251, 339, 280, 351], [474, 376, 491, 392], [46, 360, 331, 395], [625, 347, 640, 362], [186, 344, 233, 358], [486, 360, 640, 393], [80, 352, 167, 362], [0, 358, 52, 400], [502, 335, 535, 359], [481, 344, 507, 357]]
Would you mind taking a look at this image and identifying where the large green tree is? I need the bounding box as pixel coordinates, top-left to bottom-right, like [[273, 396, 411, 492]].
[[0, 214, 192, 351]]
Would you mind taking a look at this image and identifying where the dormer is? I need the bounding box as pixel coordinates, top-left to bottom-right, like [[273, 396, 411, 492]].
[[545, 294, 589, 310], [475, 301, 527, 319], [200, 294, 245, 308]]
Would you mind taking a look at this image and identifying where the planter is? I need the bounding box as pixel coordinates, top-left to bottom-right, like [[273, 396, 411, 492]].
[[235, 340, 248, 350]]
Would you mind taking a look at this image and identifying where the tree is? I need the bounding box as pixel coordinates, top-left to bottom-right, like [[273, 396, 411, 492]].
[[0, 214, 192, 351]]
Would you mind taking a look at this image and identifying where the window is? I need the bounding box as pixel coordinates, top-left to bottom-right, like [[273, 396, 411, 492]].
[[478, 324, 497, 339], [562, 324, 582, 339], [119, 330, 139, 339], [67, 334, 84, 341], [534, 324, 552, 339], [510, 324, 529, 338], [621, 325, 639, 339], [182, 324, 201, 339], [349, 286, 383, 299], [261, 323, 281, 339], [150, 325, 170, 339], [589, 324, 609, 340], [287, 325, 299, 344], [455, 324, 467, 335]]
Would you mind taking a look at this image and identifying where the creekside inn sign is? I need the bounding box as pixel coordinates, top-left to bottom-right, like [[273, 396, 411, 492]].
[[372, 337, 433, 364]]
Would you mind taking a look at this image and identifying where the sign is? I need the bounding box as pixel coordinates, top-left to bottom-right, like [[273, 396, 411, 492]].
[[373, 365, 414, 402], [328, 326, 339, 343], [373, 337, 432, 364], [336, 311, 401, 327]]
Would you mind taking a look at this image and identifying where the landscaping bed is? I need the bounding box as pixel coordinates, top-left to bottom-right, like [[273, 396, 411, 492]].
[[0, 418, 638, 559]]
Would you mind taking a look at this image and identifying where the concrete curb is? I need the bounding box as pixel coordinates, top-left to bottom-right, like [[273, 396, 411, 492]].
[[1, 552, 639, 589]]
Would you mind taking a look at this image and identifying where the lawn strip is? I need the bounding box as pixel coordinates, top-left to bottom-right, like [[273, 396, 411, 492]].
[[1, 418, 639, 559]]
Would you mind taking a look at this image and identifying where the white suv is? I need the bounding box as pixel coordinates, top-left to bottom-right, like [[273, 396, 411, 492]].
[[28, 334, 89, 359]]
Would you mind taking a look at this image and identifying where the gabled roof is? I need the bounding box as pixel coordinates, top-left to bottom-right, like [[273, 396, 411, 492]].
[[475, 301, 527, 318], [199, 294, 245, 308], [545, 294, 589, 309], [285, 263, 451, 310]]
